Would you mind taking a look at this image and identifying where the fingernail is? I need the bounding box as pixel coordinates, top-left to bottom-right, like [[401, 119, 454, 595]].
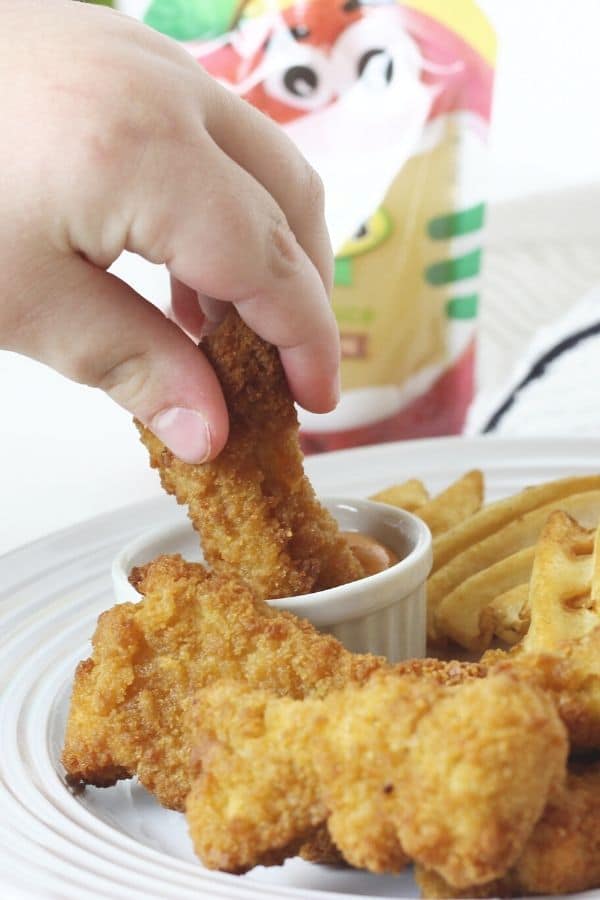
[[150, 407, 212, 464]]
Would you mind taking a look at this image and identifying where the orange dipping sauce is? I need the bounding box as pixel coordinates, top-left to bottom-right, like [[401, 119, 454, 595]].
[[341, 531, 399, 577]]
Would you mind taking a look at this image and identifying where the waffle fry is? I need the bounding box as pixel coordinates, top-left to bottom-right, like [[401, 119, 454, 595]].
[[415, 470, 483, 538], [487, 583, 530, 645], [370, 479, 429, 512], [435, 547, 534, 651], [428, 489, 600, 644], [521, 512, 600, 654]]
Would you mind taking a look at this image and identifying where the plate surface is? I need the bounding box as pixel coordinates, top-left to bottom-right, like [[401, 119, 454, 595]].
[[2, 436, 600, 900]]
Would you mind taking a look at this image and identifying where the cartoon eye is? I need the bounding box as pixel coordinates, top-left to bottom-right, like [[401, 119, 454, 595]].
[[262, 42, 333, 111], [330, 9, 421, 97], [283, 64, 319, 98], [357, 48, 395, 87], [290, 25, 311, 40]]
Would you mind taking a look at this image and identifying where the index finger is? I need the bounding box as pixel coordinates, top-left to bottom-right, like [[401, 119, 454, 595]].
[[203, 77, 334, 299], [139, 122, 339, 413], [201, 78, 340, 413]]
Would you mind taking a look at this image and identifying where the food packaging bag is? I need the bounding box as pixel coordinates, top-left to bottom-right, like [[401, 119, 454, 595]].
[[118, 0, 496, 450]]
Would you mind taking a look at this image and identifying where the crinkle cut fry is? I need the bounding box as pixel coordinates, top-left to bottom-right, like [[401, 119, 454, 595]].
[[61, 554, 384, 812], [435, 546, 535, 652], [370, 479, 430, 512], [432, 475, 600, 573], [187, 670, 567, 886], [136, 310, 364, 600], [415, 470, 483, 538], [370, 471, 483, 537], [415, 762, 600, 898], [427, 488, 600, 642]]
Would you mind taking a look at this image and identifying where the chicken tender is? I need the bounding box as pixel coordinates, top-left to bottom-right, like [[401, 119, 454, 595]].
[[489, 626, 600, 749], [400, 628, 600, 753], [61, 554, 383, 811], [137, 311, 364, 599], [415, 762, 600, 897], [187, 671, 567, 886]]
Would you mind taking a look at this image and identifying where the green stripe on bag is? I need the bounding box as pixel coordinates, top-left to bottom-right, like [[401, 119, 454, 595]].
[[446, 295, 479, 319], [427, 204, 485, 239], [145, 0, 239, 40], [334, 257, 353, 287], [425, 249, 481, 286]]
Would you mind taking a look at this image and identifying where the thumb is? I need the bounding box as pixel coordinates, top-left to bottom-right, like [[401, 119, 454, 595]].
[[3, 256, 229, 463]]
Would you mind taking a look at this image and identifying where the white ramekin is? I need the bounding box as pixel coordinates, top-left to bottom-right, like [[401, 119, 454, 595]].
[[111, 498, 432, 662]]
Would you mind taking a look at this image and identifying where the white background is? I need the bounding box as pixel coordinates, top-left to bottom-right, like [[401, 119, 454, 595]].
[[2, 0, 600, 555], [478, 0, 600, 202]]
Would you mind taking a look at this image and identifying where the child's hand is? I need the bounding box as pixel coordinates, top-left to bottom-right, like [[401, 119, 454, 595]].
[[0, 0, 338, 462]]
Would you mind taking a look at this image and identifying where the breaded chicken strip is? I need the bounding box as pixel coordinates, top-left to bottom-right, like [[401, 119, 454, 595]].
[[187, 671, 567, 886], [415, 762, 600, 897], [398, 629, 600, 754], [61, 554, 383, 811], [136, 311, 364, 599], [487, 626, 600, 750]]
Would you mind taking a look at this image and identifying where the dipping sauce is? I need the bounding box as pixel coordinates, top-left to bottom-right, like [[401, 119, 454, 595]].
[[341, 532, 399, 577]]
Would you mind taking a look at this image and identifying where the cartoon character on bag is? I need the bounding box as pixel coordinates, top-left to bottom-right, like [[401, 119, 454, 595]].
[[143, 0, 495, 448]]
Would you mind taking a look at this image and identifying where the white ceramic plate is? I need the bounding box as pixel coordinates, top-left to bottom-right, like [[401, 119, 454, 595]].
[[2, 436, 600, 900]]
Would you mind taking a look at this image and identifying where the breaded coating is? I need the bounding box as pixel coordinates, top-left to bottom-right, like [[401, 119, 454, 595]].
[[391, 656, 487, 685], [187, 671, 567, 886], [136, 311, 364, 599], [488, 627, 600, 749], [61, 555, 383, 811], [415, 762, 600, 897], [403, 628, 600, 753]]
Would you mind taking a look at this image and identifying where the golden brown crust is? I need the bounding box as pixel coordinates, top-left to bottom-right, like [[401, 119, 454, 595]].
[[299, 826, 344, 865], [187, 672, 567, 883], [61, 554, 384, 811], [488, 627, 600, 749], [136, 311, 364, 599], [415, 763, 600, 897], [390, 657, 487, 685]]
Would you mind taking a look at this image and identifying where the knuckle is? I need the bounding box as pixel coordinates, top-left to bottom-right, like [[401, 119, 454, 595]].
[[87, 350, 155, 412], [301, 164, 326, 217], [68, 80, 168, 192], [267, 217, 303, 281], [128, 207, 175, 264]]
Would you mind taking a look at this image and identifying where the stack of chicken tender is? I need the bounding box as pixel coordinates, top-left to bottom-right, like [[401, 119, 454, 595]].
[[62, 311, 600, 897]]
